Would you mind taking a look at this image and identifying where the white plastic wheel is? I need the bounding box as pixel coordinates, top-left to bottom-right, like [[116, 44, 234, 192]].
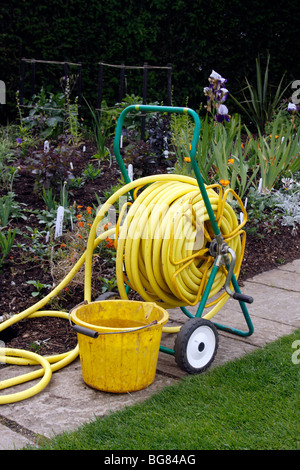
[[174, 318, 219, 374]]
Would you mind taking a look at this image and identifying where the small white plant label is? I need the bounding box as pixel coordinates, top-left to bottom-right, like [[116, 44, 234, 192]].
[[54, 206, 64, 239], [240, 197, 248, 224], [128, 164, 133, 181], [0, 340, 6, 364]]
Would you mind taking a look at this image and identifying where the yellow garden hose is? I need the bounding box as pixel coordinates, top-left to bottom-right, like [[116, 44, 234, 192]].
[[0, 230, 114, 404], [85, 174, 246, 328], [0, 173, 247, 404]]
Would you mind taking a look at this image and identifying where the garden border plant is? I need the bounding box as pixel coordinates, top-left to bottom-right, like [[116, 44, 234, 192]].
[[231, 52, 292, 134], [0, 67, 299, 331]]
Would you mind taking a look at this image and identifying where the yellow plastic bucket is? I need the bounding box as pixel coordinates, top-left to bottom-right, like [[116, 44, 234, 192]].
[[70, 300, 169, 393]]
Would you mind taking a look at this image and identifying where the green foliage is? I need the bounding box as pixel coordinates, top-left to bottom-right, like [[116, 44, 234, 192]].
[[227, 134, 259, 200], [0, 196, 11, 227], [81, 163, 101, 181], [0, 126, 16, 164], [208, 115, 242, 186], [26, 279, 52, 297], [0, 192, 27, 225], [19, 226, 50, 259], [114, 94, 160, 137], [195, 114, 215, 183], [42, 186, 56, 211], [98, 276, 118, 294], [35, 185, 75, 231], [245, 171, 300, 236], [246, 187, 279, 230], [68, 176, 85, 190], [0, 227, 16, 269], [272, 175, 300, 233], [0, 164, 20, 193], [170, 102, 197, 177], [64, 78, 83, 145], [170, 110, 259, 199], [251, 112, 300, 191], [19, 87, 64, 138], [231, 53, 291, 133], [83, 97, 113, 162], [170, 73, 299, 196]]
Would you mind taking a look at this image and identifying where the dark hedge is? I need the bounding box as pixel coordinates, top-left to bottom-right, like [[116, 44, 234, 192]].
[[0, 0, 299, 123]]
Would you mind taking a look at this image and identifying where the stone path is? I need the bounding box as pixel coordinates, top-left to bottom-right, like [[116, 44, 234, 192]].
[[0, 260, 299, 449]]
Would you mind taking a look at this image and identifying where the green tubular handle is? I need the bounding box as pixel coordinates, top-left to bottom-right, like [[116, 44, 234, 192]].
[[113, 104, 221, 237]]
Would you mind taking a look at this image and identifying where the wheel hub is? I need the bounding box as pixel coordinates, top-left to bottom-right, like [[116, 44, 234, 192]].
[[187, 326, 217, 369]]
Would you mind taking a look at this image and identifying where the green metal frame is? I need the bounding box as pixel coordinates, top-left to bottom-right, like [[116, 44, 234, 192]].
[[113, 105, 254, 355]]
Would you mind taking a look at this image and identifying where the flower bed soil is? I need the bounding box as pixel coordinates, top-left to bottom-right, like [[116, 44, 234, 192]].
[[0, 141, 299, 357]]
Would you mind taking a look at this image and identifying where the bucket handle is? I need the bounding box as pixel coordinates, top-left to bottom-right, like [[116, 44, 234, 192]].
[[69, 301, 158, 339]]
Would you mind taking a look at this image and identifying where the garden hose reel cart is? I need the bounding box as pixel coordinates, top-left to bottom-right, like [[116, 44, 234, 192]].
[[0, 106, 255, 405], [105, 104, 254, 374]]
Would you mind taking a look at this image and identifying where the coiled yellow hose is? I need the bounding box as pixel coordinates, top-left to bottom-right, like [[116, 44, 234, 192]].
[[0, 173, 246, 404], [116, 180, 244, 309]]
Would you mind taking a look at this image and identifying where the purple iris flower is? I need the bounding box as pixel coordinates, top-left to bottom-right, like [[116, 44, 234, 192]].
[[218, 88, 229, 103], [16, 137, 22, 144], [216, 104, 230, 122], [204, 71, 230, 120], [287, 103, 299, 112], [209, 70, 227, 85]]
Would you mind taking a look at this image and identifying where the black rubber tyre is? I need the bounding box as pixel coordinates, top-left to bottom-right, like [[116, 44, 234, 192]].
[[174, 318, 219, 374]]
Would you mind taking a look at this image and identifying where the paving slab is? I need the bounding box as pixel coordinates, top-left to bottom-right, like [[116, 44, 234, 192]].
[[0, 360, 175, 448], [277, 259, 300, 274], [0, 423, 32, 450], [246, 268, 300, 292], [0, 261, 299, 450]]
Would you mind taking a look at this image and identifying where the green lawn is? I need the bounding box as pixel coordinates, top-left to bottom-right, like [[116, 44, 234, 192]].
[[29, 329, 299, 451]]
